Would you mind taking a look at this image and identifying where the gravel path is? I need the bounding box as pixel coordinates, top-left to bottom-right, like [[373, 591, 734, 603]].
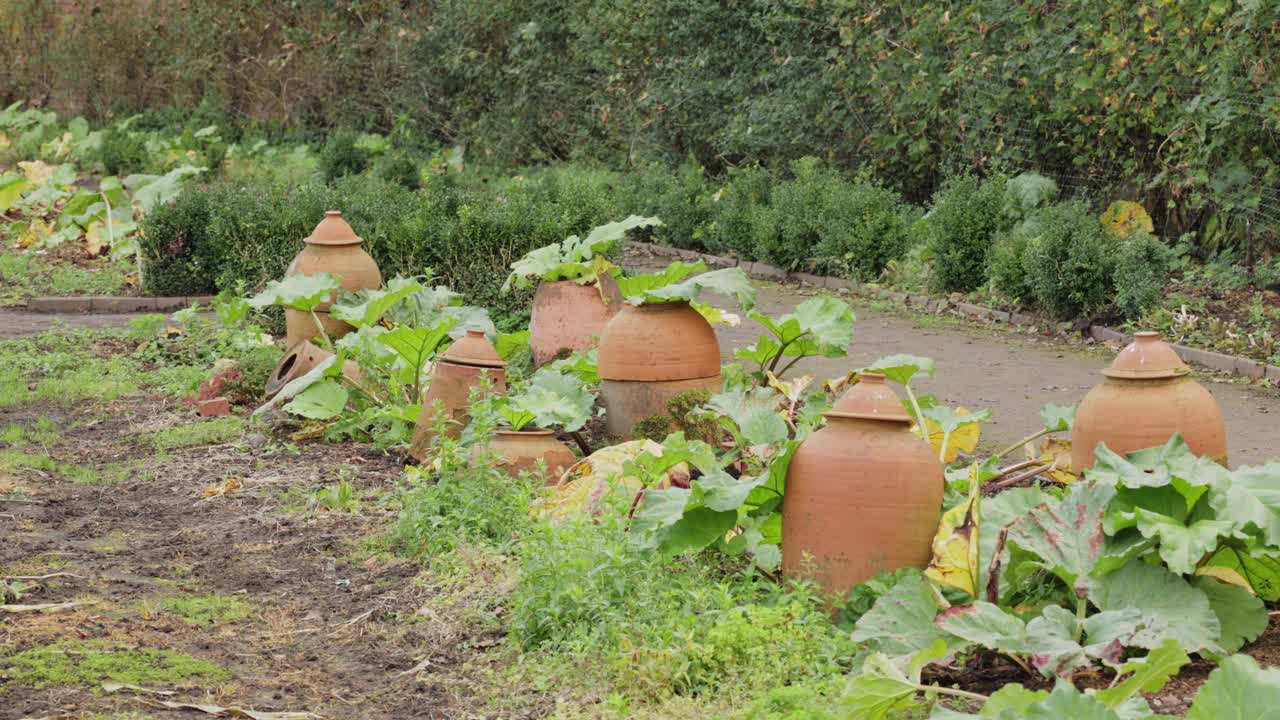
[[6, 276, 1279, 465]]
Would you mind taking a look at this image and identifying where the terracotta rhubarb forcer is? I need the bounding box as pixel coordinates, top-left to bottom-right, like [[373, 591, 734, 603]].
[[284, 211, 382, 346], [1073, 331, 1227, 471], [597, 300, 723, 438], [782, 373, 945, 600], [264, 339, 364, 399], [409, 329, 507, 461], [529, 273, 624, 367], [485, 429, 578, 484]]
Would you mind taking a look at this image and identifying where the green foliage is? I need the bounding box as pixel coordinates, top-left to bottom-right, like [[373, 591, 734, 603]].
[[504, 215, 660, 290], [1114, 232, 1170, 320], [0, 639, 230, 688], [157, 592, 255, 626], [97, 126, 148, 176], [1021, 202, 1118, 320], [318, 129, 371, 182], [926, 174, 1008, 293], [372, 150, 421, 190], [148, 417, 243, 450]]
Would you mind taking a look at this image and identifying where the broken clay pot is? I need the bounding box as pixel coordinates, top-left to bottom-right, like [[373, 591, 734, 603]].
[[264, 339, 363, 399]]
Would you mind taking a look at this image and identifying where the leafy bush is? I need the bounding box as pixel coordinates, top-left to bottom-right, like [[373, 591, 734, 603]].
[[97, 127, 148, 176], [1115, 231, 1170, 319], [139, 186, 217, 296], [372, 150, 421, 190], [989, 216, 1042, 306], [925, 173, 1009, 293], [1021, 202, 1118, 320], [318, 129, 371, 182]]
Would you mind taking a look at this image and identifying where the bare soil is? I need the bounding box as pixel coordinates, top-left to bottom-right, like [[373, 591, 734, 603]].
[[0, 394, 519, 719]]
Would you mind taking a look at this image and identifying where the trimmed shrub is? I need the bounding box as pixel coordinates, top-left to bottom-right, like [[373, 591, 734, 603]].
[[1115, 231, 1170, 319], [708, 164, 773, 258], [989, 216, 1042, 306], [925, 174, 1009, 293], [618, 158, 715, 250], [372, 150, 421, 190], [139, 188, 216, 297], [317, 129, 371, 182], [1021, 202, 1118, 321], [815, 173, 919, 280]]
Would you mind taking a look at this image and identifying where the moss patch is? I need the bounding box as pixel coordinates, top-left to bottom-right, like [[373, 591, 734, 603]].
[[157, 592, 255, 626], [0, 451, 149, 485], [147, 417, 244, 450], [1, 639, 230, 688]]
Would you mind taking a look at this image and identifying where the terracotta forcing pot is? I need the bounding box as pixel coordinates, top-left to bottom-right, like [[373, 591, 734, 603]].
[[529, 274, 624, 367], [284, 211, 382, 346], [597, 300, 722, 438], [1072, 331, 1227, 471], [782, 373, 945, 600], [264, 339, 364, 399], [409, 330, 507, 461], [485, 429, 578, 484]]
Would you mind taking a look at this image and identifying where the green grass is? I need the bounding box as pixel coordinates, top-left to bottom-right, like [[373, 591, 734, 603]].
[[0, 251, 131, 306], [0, 416, 62, 447], [147, 417, 243, 450], [0, 639, 230, 688], [0, 450, 151, 485], [156, 592, 255, 626]]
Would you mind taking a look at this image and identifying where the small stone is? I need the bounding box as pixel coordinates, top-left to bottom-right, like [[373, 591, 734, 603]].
[[197, 397, 231, 417]]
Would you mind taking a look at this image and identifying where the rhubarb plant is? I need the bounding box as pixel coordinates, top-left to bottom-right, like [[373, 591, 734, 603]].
[[502, 215, 660, 292]]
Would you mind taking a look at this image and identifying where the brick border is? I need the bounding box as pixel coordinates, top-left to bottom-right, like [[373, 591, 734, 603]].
[[25, 295, 215, 314], [628, 241, 1279, 382]]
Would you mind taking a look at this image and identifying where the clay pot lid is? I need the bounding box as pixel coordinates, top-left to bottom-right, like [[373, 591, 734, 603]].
[[825, 373, 913, 423], [304, 211, 363, 246], [442, 329, 506, 368], [1102, 331, 1189, 380]]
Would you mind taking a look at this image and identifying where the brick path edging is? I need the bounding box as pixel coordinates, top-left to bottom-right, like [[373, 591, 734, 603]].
[[25, 295, 216, 313], [628, 241, 1280, 383]]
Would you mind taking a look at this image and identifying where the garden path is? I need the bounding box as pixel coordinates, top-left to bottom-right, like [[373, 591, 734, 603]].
[[633, 265, 1280, 467]]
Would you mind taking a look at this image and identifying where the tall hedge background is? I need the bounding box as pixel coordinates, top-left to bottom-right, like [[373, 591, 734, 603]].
[[3, 0, 1280, 251]]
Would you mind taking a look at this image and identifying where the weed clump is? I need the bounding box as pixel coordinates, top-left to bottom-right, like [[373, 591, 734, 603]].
[[1, 639, 230, 688], [157, 592, 255, 626]]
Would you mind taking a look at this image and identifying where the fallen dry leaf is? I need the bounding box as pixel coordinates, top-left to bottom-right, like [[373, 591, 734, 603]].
[[144, 700, 322, 719], [201, 477, 243, 499]]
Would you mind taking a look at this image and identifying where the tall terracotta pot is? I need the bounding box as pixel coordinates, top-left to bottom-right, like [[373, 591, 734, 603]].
[[782, 373, 944, 599], [597, 300, 722, 438], [409, 330, 507, 461], [1073, 331, 1227, 471], [529, 274, 624, 367], [485, 429, 578, 484], [264, 339, 363, 399], [284, 211, 382, 346]]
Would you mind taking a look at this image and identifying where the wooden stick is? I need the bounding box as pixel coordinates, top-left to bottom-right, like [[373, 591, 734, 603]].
[[3, 572, 82, 581], [1, 600, 94, 613]]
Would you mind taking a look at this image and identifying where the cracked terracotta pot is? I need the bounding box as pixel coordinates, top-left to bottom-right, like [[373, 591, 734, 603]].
[[409, 330, 506, 461], [264, 339, 364, 399], [284, 211, 382, 346], [1072, 331, 1227, 471], [597, 300, 722, 438], [781, 373, 944, 599], [485, 429, 578, 485], [529, 274, 624, 367]]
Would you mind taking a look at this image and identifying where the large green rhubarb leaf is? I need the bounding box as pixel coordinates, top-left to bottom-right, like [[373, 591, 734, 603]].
[[1089, 558, 1221, 653], [1008, 481, 1115, 597]]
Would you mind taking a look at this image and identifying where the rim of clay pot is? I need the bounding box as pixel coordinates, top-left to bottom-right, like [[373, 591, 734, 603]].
[[824, 373, 913, 424], [303, 210, 364, 247], [1102, 331, 1190, 380], [265, 339, 324, 397], [495, 428, 556, 438], [443, 329, 506, 368]]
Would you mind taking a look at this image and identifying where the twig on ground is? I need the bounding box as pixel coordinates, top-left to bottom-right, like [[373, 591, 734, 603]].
[[1, 600, 95, 613], [2, 572, 82, 581], [983, 464, 1049, 494]]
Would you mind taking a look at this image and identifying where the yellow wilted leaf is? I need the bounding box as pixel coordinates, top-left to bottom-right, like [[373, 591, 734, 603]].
[[925, 466, 982, 599], [532, 439, 669, 522], [0, 132, 9, 149], [915, 407, 982, 462], [1027, 437, 1077, 484], [14, 219, 54, 248], [693, 303, 740, 327], [1100, 200, 1154, 238], [17, 160, 55, 186], [201, 476, 242, 498], [1195, 565, 1255, 593]]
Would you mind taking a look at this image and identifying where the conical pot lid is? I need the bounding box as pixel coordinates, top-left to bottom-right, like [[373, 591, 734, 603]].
[[442, 329, 506, 368], [304, 210, 363, 246], [1102, 331, 1189, 380], [825, 373, 912, 423]]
